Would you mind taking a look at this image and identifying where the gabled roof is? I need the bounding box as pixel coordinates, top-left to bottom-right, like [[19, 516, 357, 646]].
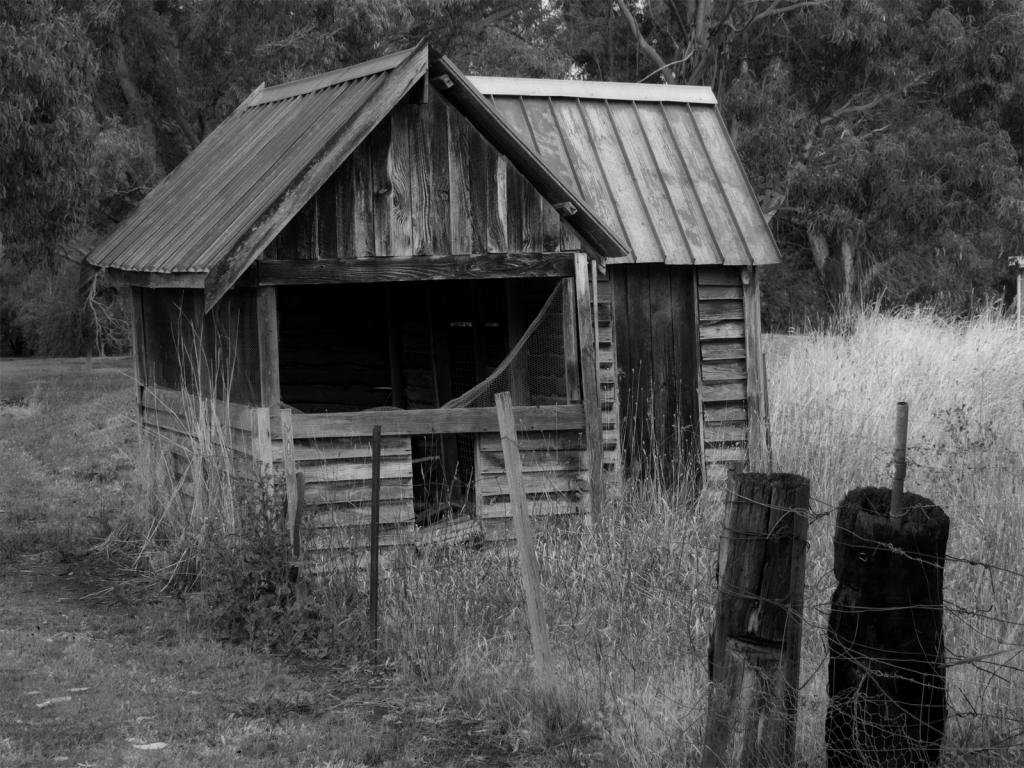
[[471, 77, 781, 267], [88, 44, 627, 308]]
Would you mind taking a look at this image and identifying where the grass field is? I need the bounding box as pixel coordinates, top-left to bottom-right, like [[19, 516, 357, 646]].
[[1, 310, 1022, 767]]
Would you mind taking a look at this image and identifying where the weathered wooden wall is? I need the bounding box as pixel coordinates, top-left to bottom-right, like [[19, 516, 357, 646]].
[[474, 430, 590, 530], [609, 264, 700, 477], [695, 265, 769, 474], [262, 94, 582, 261], [135, 287, 260, 405]]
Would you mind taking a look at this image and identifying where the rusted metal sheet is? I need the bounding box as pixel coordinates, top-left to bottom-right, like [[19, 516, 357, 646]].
[[472, 78, 781, 267]]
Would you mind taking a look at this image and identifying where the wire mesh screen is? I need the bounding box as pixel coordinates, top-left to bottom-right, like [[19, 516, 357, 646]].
[[444, 281, 571, 409]]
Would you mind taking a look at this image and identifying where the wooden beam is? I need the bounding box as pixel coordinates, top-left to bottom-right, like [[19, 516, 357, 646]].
[[107, 269, 207, 289], [257, 252, 576, 285], [286, 404, 585, 440], [574, 253, 604, 517], [256, 287, 281, 409], [103, 267, 258, 290]]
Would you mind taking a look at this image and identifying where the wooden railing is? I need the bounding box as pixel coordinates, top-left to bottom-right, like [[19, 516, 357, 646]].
[[140, 391, 591, 562]]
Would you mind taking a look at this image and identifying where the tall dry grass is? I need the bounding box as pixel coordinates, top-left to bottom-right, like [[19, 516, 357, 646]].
[[371, 308, 1023, 766], [768, 307, 1024, 766]]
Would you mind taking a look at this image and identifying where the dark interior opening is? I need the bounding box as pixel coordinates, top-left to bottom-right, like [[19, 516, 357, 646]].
[[276, 277, 563, 524]]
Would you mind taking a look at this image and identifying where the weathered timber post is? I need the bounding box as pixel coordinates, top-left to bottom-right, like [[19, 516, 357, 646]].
[[495, 391, 554, 680], [702, 472, 810, 768], [826, 487, 949, 768], [369, 425, 382, 659]]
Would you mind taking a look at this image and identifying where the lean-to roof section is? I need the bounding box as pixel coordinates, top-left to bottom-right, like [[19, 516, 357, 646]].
[[470, 77, 781, 267], [89, 48, 422, 279]]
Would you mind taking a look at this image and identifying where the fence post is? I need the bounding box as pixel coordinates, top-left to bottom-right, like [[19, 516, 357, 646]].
[[890, 402, 909, 517], [826, 487, 948, 768], [291, 471, 307, 608], [368, 425, 382, 660], [703, 472, 810, 768], [495, 391, 554, 680]]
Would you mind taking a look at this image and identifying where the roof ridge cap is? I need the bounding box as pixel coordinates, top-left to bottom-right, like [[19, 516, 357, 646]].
[[253, 47, 419, 106], [469, 75, 717, 105]]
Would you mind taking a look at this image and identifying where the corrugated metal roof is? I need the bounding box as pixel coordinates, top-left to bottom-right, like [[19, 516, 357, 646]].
[[470, 77, 781, 267], [88, 46, 631, 297], [88, 48, 424, 276]]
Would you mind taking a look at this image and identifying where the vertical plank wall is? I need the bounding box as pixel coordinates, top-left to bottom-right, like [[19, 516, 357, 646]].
[[609, 264, 700, 477], [262, 94, 581, 262]]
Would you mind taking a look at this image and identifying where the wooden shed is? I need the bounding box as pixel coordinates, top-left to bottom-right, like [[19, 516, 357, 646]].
[[86, 44, 779, 562]]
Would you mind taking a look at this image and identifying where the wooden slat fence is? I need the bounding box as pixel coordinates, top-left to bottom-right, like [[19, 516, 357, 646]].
[[140, 390, 593, 562]]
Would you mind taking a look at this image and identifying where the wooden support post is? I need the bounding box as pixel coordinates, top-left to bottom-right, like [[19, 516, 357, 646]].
[[891, 401, 909, 517], [561, 278, 581, 402], [742, 268, 770, 472], [574, 253, 604, 517], [281, 406, 298, 543], [129, 288, 154, 507], [495, 391, 553, 680], [826, 487, 948, 768], [369, 425, 382, 659], [250, 407, 273, 507], [256, 287, 281, 409], [703, 472, 810, 768]]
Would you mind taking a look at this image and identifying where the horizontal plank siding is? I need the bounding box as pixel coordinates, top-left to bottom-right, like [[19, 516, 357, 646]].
[[696, 266, 750, 472], [595, 272, 621, 473], [474, 430, 589, 539], [297, 433, 415, 561]]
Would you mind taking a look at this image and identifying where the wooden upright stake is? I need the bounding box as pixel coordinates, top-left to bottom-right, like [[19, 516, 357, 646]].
[[256, 287, 281, 409], [495, 391, 553, 680], [369, 425, 382, 659], [574, 253, 604, 517], [1016, 267, 1021, 337], [891, 401, 909, 517], [703, 472, 810, 768]]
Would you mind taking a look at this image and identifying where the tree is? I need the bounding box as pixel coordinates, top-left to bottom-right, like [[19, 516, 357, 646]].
[[574, 0, 1024, 318], [0, 1, 98, 354]]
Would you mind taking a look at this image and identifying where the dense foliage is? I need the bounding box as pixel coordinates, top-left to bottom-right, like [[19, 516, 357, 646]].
[[2, 0, 1021, 353]]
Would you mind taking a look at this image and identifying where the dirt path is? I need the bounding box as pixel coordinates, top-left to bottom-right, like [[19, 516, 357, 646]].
[[0, 555, 530, 768], [0, 358, 553, 767]]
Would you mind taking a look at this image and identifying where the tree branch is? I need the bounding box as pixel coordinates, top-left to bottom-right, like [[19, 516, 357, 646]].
[[614, 0, 678, 83], [747, 0, 826, 28]]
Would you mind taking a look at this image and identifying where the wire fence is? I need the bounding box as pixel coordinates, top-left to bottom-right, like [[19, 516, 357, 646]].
[[333, 426, 1024, 766]]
